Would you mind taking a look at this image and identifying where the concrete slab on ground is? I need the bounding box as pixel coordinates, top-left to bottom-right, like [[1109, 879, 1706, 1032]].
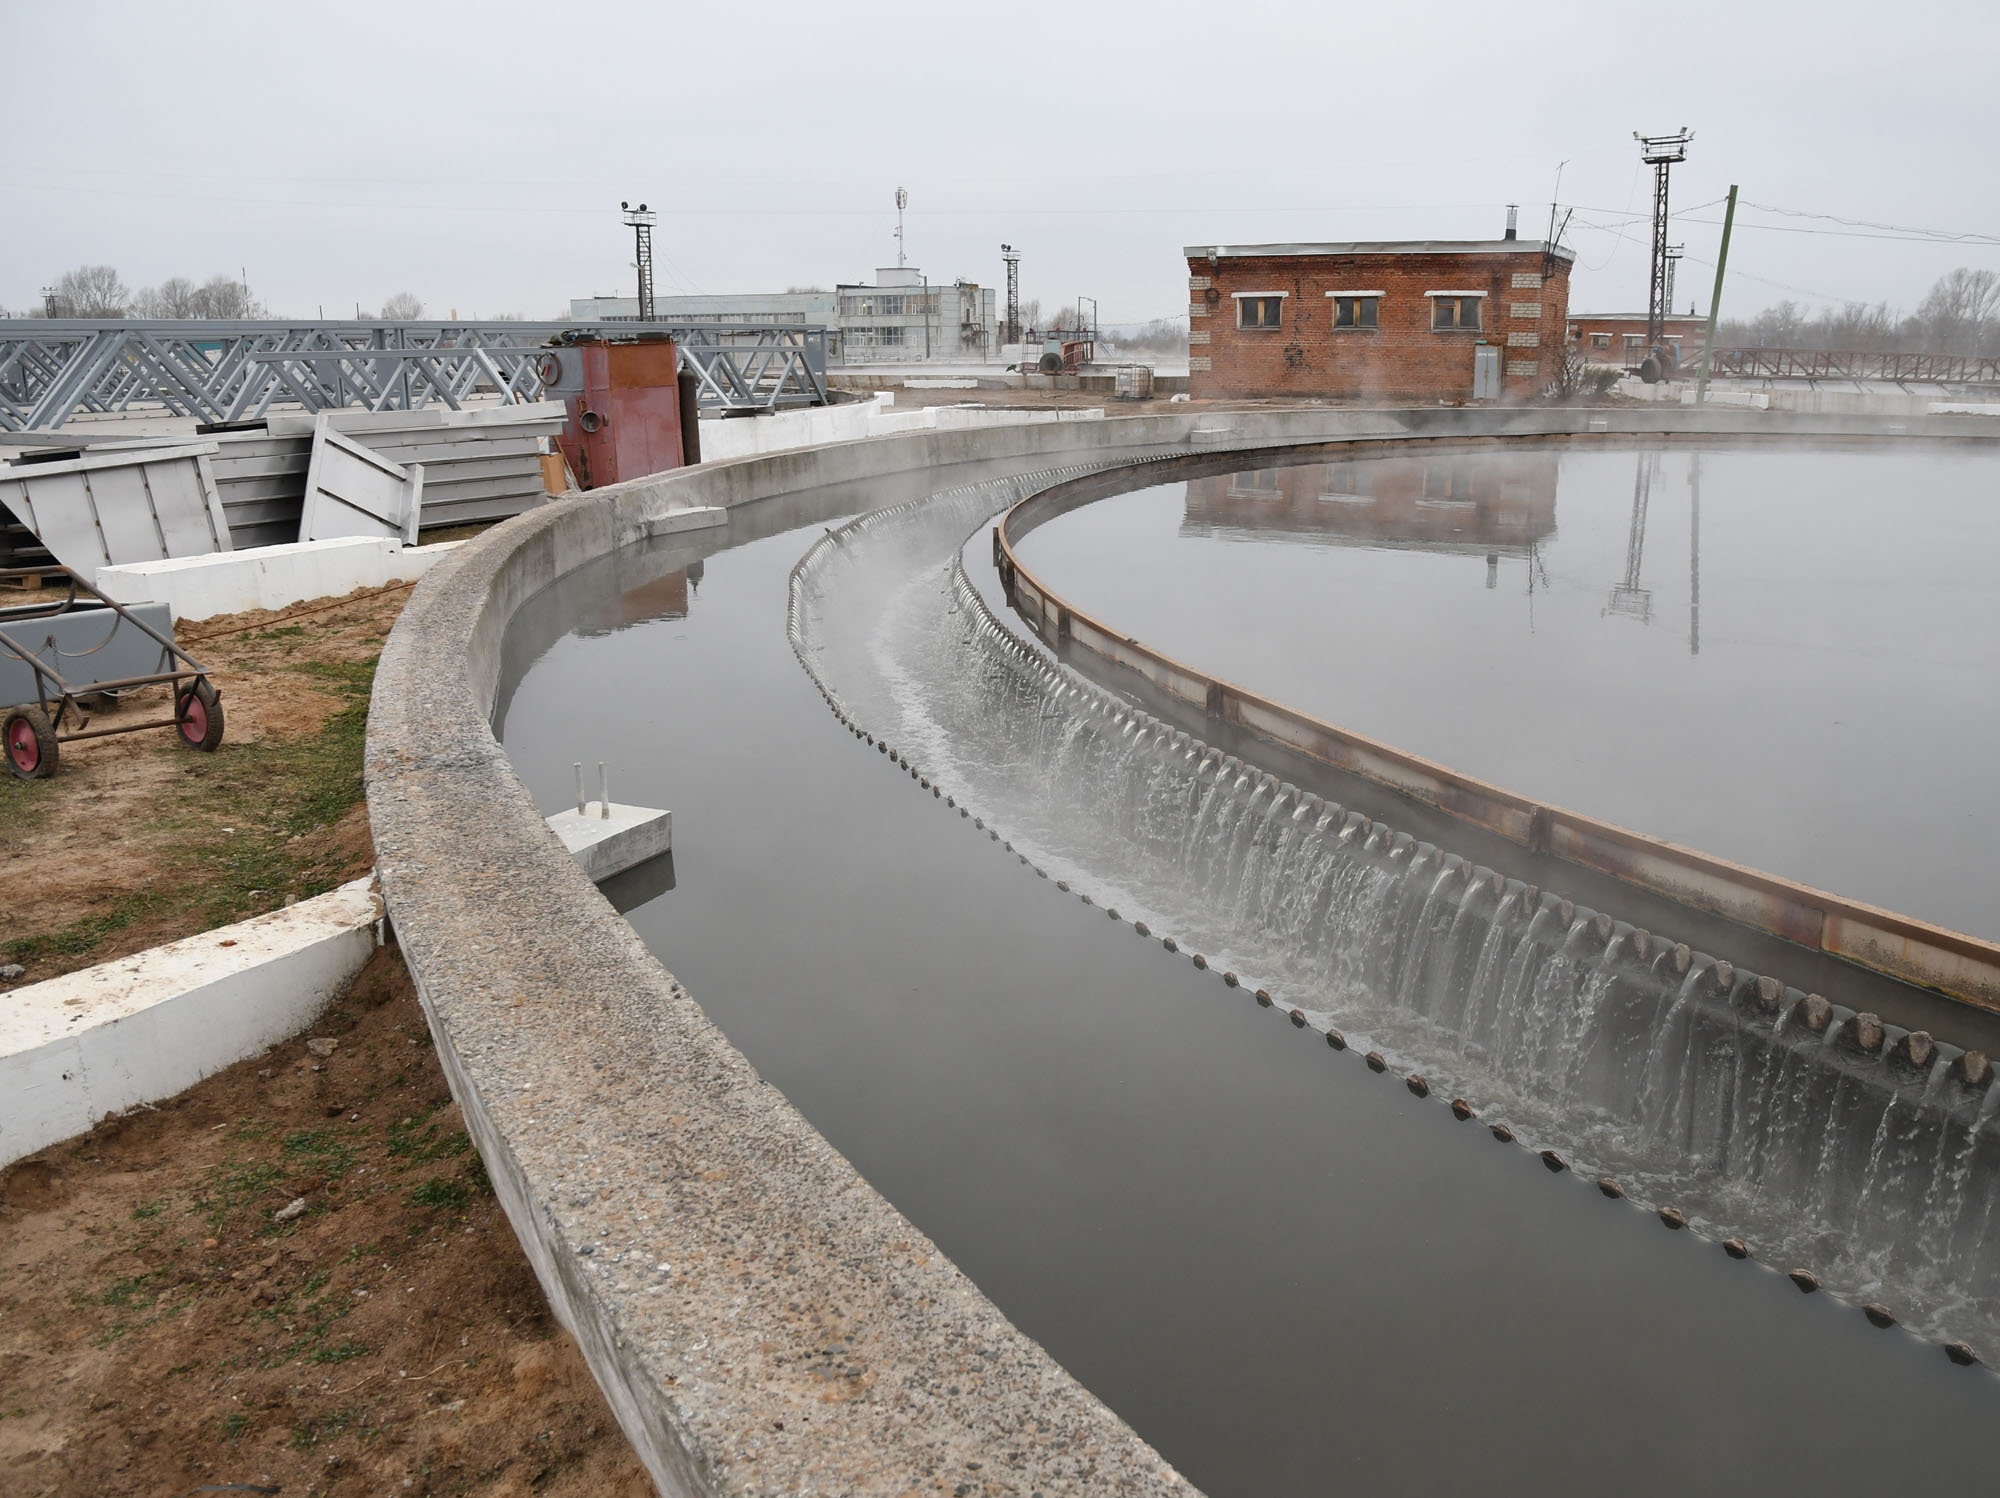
[[0, 876, 381, 1168]]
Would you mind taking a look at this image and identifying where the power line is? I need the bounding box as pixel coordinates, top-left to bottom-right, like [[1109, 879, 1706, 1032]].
[[1742, 200, 2000, 246]]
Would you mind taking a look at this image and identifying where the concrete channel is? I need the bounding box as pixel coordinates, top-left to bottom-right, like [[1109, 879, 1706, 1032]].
[[368, 407, 1999, 1497]]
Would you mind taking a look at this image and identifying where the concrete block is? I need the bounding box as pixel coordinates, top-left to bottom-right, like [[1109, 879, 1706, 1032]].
[[643, 506, 726, 539], [96, 537, 466, 621], [0, 877, 380, 1168], [545, 802, 672, 882]]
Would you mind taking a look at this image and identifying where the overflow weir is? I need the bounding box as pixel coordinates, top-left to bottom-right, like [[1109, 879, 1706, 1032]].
[[788, 440, 2000, 1365], [374, 408, 2000, 1498]]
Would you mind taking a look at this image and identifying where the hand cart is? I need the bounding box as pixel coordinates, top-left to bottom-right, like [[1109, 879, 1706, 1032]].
[[1, 567, 224, 779]]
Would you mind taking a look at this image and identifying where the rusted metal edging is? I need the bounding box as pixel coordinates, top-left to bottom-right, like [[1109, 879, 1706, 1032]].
[[993, 445, 2000, 1013]]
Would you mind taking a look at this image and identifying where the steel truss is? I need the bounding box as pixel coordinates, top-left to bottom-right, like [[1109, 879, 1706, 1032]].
[[1706, 347, 2000, 384], [0, 320, 829, 431]]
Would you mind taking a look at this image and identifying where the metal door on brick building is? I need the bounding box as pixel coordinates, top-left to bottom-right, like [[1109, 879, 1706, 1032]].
[[1472, 345, 1501, 399]]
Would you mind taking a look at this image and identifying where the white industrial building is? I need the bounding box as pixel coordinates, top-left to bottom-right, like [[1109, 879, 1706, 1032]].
[[570, 268, 996, 365]]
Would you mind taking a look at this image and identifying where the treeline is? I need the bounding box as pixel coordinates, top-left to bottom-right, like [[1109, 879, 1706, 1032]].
[[4, 264, 428, 322], [1717, 267, 2000, 356]]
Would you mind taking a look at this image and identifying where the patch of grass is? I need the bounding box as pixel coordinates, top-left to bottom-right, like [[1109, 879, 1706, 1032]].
[[307, 1340, 370, 1365], [191, 1160, 285, 1232], [254, 624, 308, 640], [130, 1199, 164, 1220], [290, 1407, 360, 1450], [100, 1271, 161, 1310], [282, 1127, 357, 1181], [386, 1110, 469, 1166], [407, 1177, 472, 1211], [3, 655, 379, 968], [221, 1411, 254, 1444], [0, 775, 57, 837]]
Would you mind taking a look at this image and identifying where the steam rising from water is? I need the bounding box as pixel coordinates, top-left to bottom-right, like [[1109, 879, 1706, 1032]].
[[791, 470, 2000, 1357]]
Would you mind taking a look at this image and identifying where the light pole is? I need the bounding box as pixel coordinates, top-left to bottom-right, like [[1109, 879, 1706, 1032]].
[[621, 200, 657, 321]]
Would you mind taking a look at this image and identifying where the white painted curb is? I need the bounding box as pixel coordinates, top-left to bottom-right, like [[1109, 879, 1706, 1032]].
[[97, 537, 467, 622], [0, 877, 381, 1168]]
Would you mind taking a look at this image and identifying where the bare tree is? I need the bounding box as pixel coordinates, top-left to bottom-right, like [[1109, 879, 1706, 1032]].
[[188, 274, 263, 319], [379, 291, 424, 321], [1915, 267, 2000, 354], [132, 276, 201, 318], [53, 264, 130, 317]]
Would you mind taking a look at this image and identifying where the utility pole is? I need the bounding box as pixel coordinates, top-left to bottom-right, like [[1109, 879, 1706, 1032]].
[[922, 273, 931, 359], [621, 200, 657, 321], [894, 187, 908, 269], [1695, 185, 1739, 405], [1000, 244, 1021, 346], [1634, 129, 1692, 365]]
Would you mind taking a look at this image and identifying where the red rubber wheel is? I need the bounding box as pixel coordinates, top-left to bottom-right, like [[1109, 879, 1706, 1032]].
[[175, 680, 225, 752], [4, 706, 57, 779]]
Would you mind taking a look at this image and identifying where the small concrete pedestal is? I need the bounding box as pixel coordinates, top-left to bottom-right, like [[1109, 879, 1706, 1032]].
[[546, 803, 673, 883]]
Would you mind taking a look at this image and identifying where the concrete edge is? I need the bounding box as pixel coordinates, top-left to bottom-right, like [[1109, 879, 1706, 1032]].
[[0, 876, 380, 1168], [362, 405, 1995, 1498]]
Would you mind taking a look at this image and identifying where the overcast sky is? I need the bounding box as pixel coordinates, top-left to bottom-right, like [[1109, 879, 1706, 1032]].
[[5, 0, 1996, 325]]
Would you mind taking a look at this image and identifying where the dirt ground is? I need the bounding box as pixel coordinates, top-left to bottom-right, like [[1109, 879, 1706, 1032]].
[[0, 583, 411, 987], [0, 943, 654, 1498]]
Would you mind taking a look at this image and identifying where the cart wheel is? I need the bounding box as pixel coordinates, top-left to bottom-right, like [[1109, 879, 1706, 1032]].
[[3, 706, 58, 779], [175, 680, 225, 752]]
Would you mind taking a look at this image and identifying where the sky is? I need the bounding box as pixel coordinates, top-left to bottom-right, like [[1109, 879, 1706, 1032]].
[[4, 0, 1997, 327]]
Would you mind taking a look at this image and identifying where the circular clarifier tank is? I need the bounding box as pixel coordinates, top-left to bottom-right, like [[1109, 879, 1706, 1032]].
[[1013, 441, 2000, 942]]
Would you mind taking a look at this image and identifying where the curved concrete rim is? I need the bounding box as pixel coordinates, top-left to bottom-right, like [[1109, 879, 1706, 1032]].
[[364, 405, 1993, 1496], [991, 434, 2000, 1011]]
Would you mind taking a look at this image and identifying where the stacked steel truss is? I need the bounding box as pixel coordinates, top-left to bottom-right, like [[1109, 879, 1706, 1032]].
[[1706, 347, 2000, 385], [0, 320, 829, 431]]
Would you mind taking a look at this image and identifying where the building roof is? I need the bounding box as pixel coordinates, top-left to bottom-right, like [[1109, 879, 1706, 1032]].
[[1571, 311, 1707, 323], [1184, 239, 1576, 262]]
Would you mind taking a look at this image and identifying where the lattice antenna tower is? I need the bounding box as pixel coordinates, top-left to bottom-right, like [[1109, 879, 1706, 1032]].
[[621, 200, 658, 321], [1633, 130, 1692, 349], [1000, 244, 1021, 346], [894, 187, 908, 269]]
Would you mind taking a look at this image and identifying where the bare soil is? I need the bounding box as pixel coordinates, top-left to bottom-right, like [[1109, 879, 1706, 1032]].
[[0, 943, 653, 1498], [0, 583, 413, 987]]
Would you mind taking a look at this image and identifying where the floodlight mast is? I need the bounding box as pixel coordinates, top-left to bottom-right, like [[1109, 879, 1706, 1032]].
[[1000, 244, 1021, 346], [621, 200, 658, 322], [1634, 130, 1692, 355]]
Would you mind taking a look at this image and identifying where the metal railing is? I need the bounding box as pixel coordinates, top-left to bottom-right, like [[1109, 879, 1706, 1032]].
[[0, 319, 829, 431]]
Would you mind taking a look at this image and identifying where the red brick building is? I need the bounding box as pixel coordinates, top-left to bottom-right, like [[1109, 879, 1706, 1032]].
[[1182, 451, 1558, 557], [1185, 238, 1573, 402], [1566, 312, 1709, 370]]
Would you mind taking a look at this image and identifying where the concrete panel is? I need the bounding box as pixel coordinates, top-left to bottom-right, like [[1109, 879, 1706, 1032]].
[[97, 537, 466, 621], [0, 877, 380, 1169]]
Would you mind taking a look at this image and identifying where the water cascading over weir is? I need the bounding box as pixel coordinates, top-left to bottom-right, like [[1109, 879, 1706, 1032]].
[[789, 456, 2000, 1358]]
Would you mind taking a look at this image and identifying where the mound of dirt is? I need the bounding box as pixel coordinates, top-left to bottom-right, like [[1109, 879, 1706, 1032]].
[[0, 944, 654, 1497]]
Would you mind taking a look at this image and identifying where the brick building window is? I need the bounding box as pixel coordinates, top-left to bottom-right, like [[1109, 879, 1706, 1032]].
[[1590, 333, 1612, 349], [1327, 293, 1381, 329], [1228, 468, 1282, 497], [1428, 294, 1483, 331], [1320, 464, 1366, 499], [1234, 293, 1286, 329], [1422, 465, 1475, 503]]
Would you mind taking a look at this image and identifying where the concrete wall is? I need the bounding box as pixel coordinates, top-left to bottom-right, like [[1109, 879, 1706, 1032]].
[[694, 394, 1108, 464], [366, 405, 1993, 1498], [99, 537, 465, 621]]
